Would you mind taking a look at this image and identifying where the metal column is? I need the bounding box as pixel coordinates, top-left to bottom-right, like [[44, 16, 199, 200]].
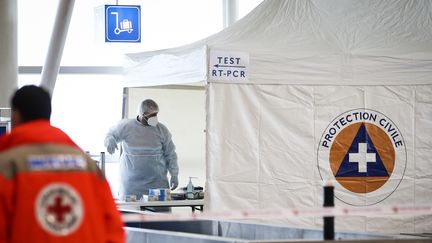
[[222, 0, 238, 28], [0, 0, 17, 107], [100, 152, 106, 176], [40, 0, 75, 95]]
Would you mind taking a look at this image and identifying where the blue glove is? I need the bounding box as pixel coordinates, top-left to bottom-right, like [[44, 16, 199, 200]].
[[107, 141, 118, 154], [170, 176, 179, 190]]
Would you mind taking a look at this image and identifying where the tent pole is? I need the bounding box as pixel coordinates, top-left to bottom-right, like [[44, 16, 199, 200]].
[[222, 0, 238, 28]]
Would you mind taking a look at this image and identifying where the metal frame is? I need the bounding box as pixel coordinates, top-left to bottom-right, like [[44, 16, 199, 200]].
[[19, 66, 123, 75]]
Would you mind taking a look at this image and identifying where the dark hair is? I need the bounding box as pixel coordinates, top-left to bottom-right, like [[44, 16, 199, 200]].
[[11, 85, 52, 122]]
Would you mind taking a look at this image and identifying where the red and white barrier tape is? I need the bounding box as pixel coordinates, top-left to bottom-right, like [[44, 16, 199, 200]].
[[122, 205, 432, 223]]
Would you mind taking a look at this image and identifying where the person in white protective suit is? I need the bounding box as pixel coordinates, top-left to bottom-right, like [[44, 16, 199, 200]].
[[104, 99, 179, 202]]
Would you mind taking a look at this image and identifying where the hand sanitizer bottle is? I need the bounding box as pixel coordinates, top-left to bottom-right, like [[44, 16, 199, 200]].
[[186, 177, 195, 199]]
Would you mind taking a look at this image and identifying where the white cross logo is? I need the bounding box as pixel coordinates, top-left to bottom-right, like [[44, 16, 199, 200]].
[[349, 143, 376, 173]]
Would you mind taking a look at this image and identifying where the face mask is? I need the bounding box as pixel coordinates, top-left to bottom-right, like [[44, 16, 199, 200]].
[[147, 116, 158, 127]]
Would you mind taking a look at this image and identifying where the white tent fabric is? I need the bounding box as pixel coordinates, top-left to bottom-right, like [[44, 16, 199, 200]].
[[124, 0, 432, 86], [207, 83, 432, 233], [123, 0, 432, 233]]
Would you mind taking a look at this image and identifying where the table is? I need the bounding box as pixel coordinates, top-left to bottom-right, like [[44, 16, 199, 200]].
[[116, 199, 204, 212]]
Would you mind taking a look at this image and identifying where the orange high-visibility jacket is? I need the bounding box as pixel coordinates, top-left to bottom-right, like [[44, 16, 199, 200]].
[[0, 120, 125, 243]]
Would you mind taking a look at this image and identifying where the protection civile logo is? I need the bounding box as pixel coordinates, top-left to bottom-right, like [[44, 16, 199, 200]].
[[35, 183, 84, 236], [317, 109, 407, 206]]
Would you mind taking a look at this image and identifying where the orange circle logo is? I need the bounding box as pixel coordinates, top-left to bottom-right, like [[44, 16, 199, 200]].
[[317, 109, 406, 206]]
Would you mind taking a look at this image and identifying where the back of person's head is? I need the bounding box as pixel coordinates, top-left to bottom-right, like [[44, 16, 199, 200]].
[[138, 99, 159, 115], [11, 85, 52, 122]]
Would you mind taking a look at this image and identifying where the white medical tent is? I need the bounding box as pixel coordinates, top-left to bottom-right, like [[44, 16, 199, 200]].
[[123, 0, 432, 233]]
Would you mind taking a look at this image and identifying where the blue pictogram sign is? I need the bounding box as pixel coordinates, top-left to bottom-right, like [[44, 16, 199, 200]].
[[105, 5, 140, 42]]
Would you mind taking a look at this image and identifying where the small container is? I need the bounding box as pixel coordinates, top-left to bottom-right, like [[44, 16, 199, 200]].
[[148, 189, 159, 201], [125, 195, 137, 202], [160, 188, 171, 201], [148, 188, 171, 201], [165, 189, 171, 201], [186, 177, 195, 199], [160, 189, 166, 201]]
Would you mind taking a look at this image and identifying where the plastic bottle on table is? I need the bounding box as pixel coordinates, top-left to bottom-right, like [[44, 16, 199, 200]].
[[186, 177, 196, 199]]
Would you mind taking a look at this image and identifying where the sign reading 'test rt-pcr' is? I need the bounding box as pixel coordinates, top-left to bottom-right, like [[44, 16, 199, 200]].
[[105, 5, 140, 42], [209, 50, 249, 82]]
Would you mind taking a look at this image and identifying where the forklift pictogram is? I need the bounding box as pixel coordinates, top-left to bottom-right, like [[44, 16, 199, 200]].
[[111, 11, 133, 35]]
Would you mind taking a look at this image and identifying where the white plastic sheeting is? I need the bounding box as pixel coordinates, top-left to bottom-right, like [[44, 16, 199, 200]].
[[123, 0, 432, 233], [124, 46, 207, 87]]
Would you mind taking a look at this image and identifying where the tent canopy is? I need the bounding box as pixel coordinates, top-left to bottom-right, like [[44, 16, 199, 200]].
[[124, 0, 432, 87], [123, 0, 432, 233]]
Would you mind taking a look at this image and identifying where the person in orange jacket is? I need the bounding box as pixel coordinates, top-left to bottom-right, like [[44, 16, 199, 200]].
[[0, 85, 125, 243]]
